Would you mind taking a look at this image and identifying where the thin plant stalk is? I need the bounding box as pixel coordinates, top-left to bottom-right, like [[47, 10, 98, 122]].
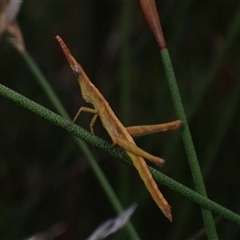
[[163, 4, 240, 237], [139, 0, 218, 238], [0, 82, 240, 226]]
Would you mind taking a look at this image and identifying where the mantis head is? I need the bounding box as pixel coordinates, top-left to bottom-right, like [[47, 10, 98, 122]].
[[56, 35, 82, 79]]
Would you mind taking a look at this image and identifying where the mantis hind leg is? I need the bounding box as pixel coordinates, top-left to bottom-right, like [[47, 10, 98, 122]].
[[126, 120, 182, 137], [115, 137, 165, 167]]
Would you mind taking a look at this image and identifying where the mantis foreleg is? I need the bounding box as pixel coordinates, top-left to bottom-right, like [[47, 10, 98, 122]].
[[72, 107, 98, 134]]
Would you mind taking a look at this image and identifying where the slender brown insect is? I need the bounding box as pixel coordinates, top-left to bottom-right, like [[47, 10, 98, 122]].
[[56, 35, 182, 221]]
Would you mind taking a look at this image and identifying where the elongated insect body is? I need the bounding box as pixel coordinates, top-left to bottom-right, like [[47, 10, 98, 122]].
[[56, 35, 181, 221]]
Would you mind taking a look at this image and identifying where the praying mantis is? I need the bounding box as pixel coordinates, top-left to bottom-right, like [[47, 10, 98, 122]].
[[56, 36, 182, 221]]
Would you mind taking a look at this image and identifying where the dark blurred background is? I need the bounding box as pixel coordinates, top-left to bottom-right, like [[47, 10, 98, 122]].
[[1, 0, 240, 239]]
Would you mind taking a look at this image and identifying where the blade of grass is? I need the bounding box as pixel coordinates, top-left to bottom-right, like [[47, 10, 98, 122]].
[[139, 0, 218, 238], [163, 4, 240, 237], [161, 50, 218, 239], [1, 82, 240, 226]]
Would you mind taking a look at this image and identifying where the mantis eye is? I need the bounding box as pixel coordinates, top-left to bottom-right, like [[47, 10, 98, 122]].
[[72, 65, 81, 78]]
